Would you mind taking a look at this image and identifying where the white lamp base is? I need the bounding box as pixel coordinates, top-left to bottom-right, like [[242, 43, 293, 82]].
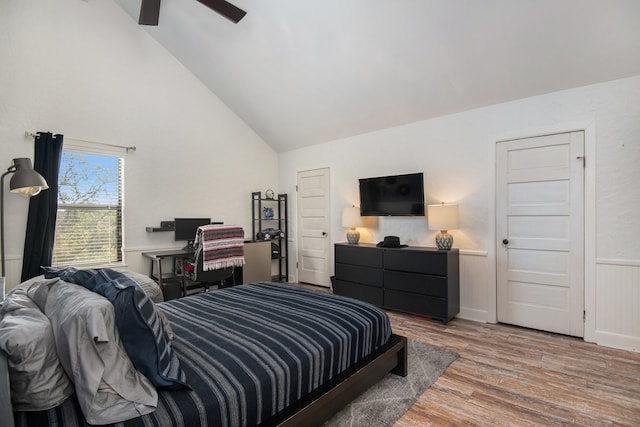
[[346, 228, 360, 244], [435, 231, 453, 250]]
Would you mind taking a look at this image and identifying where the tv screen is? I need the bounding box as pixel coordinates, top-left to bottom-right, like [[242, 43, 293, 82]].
[[359, 173, 425, 216], [174, 218, 211, 241]]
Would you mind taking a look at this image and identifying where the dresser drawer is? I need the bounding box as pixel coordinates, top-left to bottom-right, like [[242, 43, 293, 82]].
[[336, 263, 383, 287], [384, 271, 447, 297], [333, 243, 459, 323], [384, 290, 447, 319], [334, 280, 383, 306], [384, 249, 447, 276], [336, 244, 383, 268]]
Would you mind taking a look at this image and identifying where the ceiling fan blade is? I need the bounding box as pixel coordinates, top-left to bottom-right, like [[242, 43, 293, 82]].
[[196, 0, 247, 23], [139, 0, 161, 26]]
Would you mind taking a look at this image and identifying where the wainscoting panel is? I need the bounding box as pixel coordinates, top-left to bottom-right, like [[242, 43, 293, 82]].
[[3, 257, 23, 292], [459, 250, 489, 322], [595, 259, 640, 352]]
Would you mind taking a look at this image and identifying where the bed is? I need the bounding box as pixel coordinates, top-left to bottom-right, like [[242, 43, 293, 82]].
[[0, 271, 407, 427]]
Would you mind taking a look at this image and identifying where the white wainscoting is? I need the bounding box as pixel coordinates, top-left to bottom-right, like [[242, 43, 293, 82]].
[[3, 255, 132, 293], [9, 246, 639, 353], [458, 250, 490, 323], [595, 258, 640, 352], [3, 257, 23, 292], [124, 246, 176, 280]]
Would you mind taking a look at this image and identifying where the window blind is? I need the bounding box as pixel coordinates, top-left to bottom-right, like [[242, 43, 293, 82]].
[[52, 151, 123, 267]]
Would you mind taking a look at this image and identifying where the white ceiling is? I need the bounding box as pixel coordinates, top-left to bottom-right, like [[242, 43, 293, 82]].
[[116, 0, 640, 152]]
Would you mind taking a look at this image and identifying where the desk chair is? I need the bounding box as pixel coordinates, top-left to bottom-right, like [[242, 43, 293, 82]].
[[182, 247, 235, 295]]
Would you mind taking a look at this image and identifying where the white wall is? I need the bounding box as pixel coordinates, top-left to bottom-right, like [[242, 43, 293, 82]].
[[2, 0, 638, 352], [0, 0, 278, 288], [279, 75, 640, 352]]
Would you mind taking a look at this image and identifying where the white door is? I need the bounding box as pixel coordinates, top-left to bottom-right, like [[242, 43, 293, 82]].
[[297, 168, 331, 287], [496, 131, 585, 337]]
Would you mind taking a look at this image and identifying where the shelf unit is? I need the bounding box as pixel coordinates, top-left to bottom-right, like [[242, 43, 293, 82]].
[[252, 192, 288, 282]]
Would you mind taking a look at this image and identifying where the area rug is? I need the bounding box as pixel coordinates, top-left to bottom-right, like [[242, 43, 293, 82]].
[[324, 339, 459, 427]]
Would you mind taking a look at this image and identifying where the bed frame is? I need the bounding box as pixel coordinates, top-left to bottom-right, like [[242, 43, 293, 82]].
[[0, 334, 407, 427]]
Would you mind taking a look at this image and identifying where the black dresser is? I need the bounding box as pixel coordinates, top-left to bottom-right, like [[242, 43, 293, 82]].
[[334, 243, 459, 323]]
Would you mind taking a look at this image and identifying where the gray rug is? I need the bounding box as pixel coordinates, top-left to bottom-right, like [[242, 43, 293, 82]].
[[324, 339, 459, 427]]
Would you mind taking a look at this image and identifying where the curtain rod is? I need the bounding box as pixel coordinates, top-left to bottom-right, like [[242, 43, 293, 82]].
[[24, 131, 136, 153]]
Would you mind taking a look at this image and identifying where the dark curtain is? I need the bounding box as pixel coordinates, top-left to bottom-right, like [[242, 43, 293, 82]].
[[21, 132, 64, 282]]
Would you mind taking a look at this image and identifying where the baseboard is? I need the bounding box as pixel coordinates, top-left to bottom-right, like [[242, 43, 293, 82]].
[[457, 307, 489, 323], [594, 330, 640, 353]]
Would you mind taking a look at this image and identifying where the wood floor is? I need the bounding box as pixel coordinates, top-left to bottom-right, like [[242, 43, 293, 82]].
[[290, 283, 640, 426], [388, 312, 640, 427]]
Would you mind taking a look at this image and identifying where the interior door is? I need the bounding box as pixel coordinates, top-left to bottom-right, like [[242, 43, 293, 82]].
[[496, 131, 585, 337], [297, 168, 331, 287]]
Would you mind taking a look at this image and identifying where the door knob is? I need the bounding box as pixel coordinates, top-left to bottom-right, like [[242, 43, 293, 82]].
[[322, 231, 327, 236], [502, 239, 509, 245]]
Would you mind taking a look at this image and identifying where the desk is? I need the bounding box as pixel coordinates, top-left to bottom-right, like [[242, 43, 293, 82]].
[[142, 248, 195, 301], [142, 248, 246, 301]]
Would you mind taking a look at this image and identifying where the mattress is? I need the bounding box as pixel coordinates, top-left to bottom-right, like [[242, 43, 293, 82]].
[[14, 282, 392, 426]]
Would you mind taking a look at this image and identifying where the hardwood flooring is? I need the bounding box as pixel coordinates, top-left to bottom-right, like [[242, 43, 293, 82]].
[[389, 312, 640, 427], [289, 283, 640, 426]]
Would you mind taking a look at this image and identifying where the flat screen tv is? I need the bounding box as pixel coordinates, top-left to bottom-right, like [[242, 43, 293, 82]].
[[359, 172, 425, 216], [174, 218, 211, 241]]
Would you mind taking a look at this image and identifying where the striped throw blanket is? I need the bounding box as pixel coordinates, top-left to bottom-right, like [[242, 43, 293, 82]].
[[195, 224, 245, 271]]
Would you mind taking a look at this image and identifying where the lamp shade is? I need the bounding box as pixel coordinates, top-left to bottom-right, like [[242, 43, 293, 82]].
[[1, 158, 49, 277], [9, 158, 48, 196], [341, 206, 363, 228], [427, 203, 459, 231]]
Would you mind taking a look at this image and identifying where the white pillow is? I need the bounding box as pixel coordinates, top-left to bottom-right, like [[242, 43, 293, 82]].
[[0, 285, 74, 411], [122, 270, 164, 303]]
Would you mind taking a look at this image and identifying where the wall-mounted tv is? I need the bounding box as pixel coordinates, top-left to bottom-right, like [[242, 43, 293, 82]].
[[359, 172, 425, 216]]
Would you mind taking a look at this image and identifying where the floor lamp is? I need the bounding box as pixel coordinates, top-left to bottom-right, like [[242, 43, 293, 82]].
[[1, 158, 49, 278]]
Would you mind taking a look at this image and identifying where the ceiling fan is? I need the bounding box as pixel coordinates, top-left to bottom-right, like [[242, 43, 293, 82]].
[[139, 0, 246, 26]]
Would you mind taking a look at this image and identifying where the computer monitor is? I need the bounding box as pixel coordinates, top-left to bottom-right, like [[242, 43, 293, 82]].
[[174, 218, 211, 241]]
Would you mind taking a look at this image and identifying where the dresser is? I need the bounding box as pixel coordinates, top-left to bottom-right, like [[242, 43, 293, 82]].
[[334, 243, 459, 323]]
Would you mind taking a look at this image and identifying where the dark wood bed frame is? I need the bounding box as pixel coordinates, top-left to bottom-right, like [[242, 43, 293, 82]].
[[0, 334, 407, 427]]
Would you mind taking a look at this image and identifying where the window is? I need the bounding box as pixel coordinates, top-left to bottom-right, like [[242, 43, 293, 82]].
[[52, 147, 124, 267]]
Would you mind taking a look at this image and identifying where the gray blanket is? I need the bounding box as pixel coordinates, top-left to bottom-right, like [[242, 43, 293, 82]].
[[28, 279, 158, 424]]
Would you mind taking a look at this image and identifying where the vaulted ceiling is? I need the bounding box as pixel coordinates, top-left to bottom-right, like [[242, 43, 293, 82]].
[[116, 0, 640, 152]]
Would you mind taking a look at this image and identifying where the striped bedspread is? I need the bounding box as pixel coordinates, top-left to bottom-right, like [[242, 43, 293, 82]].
[[14, 282, 391, 427]]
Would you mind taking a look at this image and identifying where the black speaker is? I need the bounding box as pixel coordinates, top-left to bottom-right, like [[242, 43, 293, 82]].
[[271, 242, 280, 259]]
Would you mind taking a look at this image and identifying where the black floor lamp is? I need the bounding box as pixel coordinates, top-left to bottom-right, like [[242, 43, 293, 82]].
[[1, 158, 49, 278]]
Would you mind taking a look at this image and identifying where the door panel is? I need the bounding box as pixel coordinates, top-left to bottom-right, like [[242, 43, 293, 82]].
[[508, 249, 570, 286], [297, 168, 331, 286], [508, 281, 569, 309], [497, 131, 584, 337]]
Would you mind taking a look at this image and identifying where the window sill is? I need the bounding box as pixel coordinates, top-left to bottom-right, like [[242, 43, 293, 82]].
[[53, 262, 128, 270]]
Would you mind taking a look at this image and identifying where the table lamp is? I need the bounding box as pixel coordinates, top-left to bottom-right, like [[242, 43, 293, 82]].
[[341, 206, 363, 244], [427, 202, 459, 250], [1, 158, 49, 276]]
